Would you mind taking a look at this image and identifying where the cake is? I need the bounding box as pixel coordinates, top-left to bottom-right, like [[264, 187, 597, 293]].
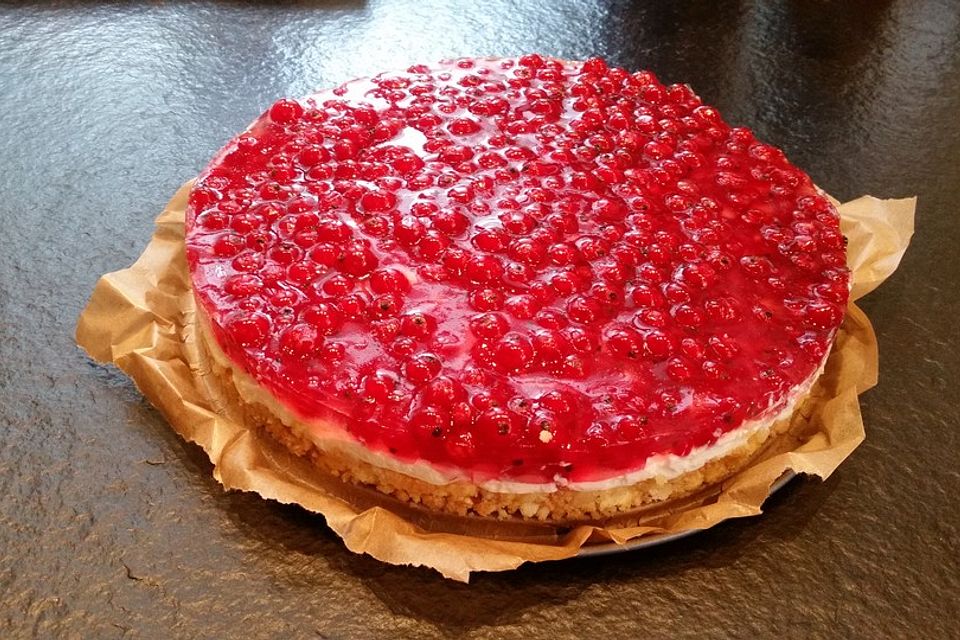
[[184, 55, 849, 522]]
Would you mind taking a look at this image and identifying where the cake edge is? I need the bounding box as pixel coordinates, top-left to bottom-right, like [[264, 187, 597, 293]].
[[191, 304, 815, 522]]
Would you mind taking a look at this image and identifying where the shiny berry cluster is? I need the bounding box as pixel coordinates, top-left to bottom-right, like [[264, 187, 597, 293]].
[[186, 55, 849, 483]]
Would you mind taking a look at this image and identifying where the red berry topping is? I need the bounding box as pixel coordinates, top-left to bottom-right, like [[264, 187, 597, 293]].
[[404, 352, 442, 385], [185, 56, 849, 484], [268, 99, 304, 125]]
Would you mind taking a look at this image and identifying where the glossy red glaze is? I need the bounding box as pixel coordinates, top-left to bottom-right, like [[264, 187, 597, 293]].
[[185, 56, 849, 484]]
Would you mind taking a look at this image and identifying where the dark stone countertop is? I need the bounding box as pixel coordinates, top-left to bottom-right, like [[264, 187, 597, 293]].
[[1, 1, 957, 638]]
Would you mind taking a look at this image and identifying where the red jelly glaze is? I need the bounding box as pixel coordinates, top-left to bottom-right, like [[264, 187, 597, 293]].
[[185, 56, 849, 484]]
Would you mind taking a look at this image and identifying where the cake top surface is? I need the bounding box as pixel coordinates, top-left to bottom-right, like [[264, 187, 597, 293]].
[[185, 55, 848, 484]]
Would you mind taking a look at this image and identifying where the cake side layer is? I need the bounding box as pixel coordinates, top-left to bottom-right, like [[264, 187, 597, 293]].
[[195, 301, 824, 498], [196, 309, 807, 520]]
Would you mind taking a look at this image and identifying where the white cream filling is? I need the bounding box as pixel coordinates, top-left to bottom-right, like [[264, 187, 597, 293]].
[[201, 315, 828, 494]]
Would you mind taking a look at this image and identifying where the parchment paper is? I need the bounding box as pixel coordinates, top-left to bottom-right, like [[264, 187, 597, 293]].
[[76, 182, 916, 581]]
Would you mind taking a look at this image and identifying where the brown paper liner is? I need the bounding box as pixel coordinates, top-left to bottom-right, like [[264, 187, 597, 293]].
[[76, 182, 916, 581]]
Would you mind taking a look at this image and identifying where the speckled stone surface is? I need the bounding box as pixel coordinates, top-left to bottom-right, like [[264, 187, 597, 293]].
[[1, 1, 958, 638]]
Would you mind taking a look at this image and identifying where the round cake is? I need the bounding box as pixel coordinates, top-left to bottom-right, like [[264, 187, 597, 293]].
[[184, 55, 849, 522]]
